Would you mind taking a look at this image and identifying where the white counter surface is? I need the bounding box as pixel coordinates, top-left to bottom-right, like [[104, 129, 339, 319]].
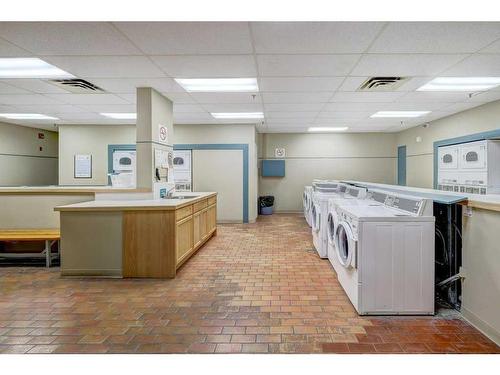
[[54, 192, 217, 212]]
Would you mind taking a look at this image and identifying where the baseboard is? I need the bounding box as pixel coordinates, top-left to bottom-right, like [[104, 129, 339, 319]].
[[461, 306, 500, 346], [61, 269, 122, 278]]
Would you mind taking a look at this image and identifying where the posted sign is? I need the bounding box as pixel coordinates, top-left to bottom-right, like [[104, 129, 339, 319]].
[[158, 124, 168, 145]]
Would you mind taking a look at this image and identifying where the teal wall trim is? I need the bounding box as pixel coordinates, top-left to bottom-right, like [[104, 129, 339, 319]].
[[174, 143, 249, 224], [397, 145, 407, 186], [433, 128, 500, 188]]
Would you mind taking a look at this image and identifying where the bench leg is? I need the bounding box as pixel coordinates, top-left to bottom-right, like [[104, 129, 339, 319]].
[[45, 240, 51, 268]]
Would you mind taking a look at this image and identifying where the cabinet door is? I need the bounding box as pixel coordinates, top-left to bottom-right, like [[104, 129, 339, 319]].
[[176, 216, 193, 263], [193, 211, 202, 247], [459, 142, 487, 170], [207, 204, 217, 233], [200, 208, 208, 239], [438, 146, 459, 170]]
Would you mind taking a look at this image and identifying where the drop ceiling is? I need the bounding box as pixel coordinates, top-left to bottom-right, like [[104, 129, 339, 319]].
[[0, 21, 499, 132]]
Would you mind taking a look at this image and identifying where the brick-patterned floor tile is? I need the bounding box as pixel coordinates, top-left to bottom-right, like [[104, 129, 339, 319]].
[[1, 214, 499, 354]]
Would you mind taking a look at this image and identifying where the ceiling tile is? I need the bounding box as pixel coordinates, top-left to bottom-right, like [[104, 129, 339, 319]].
[[200, 103, 263, 112], [257, 55, 359, 76], [352, 54, 467, 76], [10, 104, 86, 114], [380, 101, 450, 111], [331, 91, 405, 102], [45, 94, 130, 105], [394, 91, 471, 103], [0, 94, 64, 105], [316, 111, 372, 120], [259, 77, 344, 92], [43, 56, 166, 78], [262, 92, 332, 103], [338, 77, 367, 91], [440, 54, 500, 76], [0, 22, 141, 55], [115, 22, 253, 54], [57, 113, 108, 120], [90, 78, 185, 94], [189, 92, 261, 104], [369, 22, 500, 53], [264, 103, 326, 112], [1, 79, 73, 94], [173, 104, 207, 113], [265, 111, 317, 119], [0, 82, 31, 94], [251, 22, 383, 53], [468, 90, 500, 102], [322, 102, 391, 112], [440, 102, 485, 113], [74, 104, 136, 113], [480, 39, 500, 53], [0, 38, 32, 56], [151, 55, 256, 78]]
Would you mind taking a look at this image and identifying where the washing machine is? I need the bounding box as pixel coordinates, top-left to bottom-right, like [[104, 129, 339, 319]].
[[311, 182, 349, 258], [303, 186, 313, 226], [326, 188, 388, 273], [334, 193, 435, 315]]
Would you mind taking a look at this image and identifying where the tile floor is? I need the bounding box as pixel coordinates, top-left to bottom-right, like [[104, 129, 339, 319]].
[[0, 214, 498, 354]]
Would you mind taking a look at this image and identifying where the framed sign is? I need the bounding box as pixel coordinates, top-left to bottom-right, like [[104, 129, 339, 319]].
[[173, 150, 192, 192], [74, 154, 92, 178], [275, 147, 286, 158]]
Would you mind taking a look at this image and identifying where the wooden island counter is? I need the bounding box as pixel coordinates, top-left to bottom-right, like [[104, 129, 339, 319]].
[[55, 192, 217, 278]]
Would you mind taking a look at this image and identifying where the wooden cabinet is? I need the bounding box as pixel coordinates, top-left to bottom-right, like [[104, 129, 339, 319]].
[[207, 203, 217, 234], [193, 210, 202, 248], [176, 215, 194, 263]]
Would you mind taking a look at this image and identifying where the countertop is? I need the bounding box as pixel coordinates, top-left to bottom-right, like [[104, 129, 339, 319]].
[[54, 192, 217, 212], [0, 186, 151, 194], [346, 180, 500, 212]]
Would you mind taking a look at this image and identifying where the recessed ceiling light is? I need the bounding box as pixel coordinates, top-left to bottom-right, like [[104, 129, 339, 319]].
[[0, 113, 58, 120], [100, 113, 137, 120], [211, 112, 264, 119], [308, 127, 348, 132], [371, 111, 430, 118], [175, 78, 259, 92], [417, 77, 500, 91], [0, 58, 74, 78]]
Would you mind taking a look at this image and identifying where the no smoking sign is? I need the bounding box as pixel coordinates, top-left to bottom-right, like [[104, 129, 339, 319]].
[[158, 124, 168, 145]]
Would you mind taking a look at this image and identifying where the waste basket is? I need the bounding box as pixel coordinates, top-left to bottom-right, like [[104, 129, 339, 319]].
[[259, 196, 275, 215]]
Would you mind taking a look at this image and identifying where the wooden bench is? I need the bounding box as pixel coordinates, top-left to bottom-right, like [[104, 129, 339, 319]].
[[0, 229, 60, 267]]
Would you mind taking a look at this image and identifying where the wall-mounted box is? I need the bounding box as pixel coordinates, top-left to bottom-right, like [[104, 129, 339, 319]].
[[261, 160, 285, 177]]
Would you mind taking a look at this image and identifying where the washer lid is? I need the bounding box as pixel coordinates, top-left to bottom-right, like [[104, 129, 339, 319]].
[[335, 221, 356, 268]]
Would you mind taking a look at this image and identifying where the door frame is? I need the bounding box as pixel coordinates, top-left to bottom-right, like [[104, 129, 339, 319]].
[[397, 145, 407, 186], [174, 144, 249, 224]]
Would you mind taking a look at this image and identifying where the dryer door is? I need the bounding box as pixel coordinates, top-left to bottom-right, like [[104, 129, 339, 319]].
[[311, 204, 320, 232], [327, 212, 336, 245], [335, 221, 356, 269]]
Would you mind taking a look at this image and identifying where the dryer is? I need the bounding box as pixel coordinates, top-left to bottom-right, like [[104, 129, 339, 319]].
[[311, 182, 350, 258], [334, 194, 435, 315]]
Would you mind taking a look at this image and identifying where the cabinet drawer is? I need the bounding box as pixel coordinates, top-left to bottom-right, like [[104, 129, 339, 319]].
[[193, 199, 208, 212], [208, 195, 217, 206], [175, 205, 193, 221]]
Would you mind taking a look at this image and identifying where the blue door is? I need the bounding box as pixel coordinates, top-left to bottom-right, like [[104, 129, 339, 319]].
[[397, 145, 407, 186]]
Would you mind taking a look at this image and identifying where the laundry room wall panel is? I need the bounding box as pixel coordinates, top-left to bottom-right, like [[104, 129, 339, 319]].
[[0, 121, 58, 186], [58, 124, 136, 185], [396, 100, 500, 189], [258, 132, 398, 212], [192, 149, 243, 223]]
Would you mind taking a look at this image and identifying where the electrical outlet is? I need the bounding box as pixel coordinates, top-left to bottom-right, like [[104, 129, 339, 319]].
[[463, 206, 473, 217]]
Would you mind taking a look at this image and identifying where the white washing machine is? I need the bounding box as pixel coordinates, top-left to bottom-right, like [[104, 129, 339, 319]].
[[326, 189, 387, 274], [303, 186, 313, 227], [311, 182, 350, 258], [334, 194, 435, 315]]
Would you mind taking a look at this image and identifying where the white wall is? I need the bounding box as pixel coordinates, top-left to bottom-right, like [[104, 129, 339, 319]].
[[259, 132, 398, 212], [396, 100, 500, 188], [0, 121, 58, 186], [58, 125, 136, 185]]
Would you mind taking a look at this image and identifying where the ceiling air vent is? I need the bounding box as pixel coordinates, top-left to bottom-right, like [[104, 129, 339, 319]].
[[48, 79, 105, 94], [358, 77, 408, 91]]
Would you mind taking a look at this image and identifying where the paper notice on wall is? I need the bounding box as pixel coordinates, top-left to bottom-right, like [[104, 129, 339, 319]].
[[173, 150, 192, 192], [74, 154, 92, 178]]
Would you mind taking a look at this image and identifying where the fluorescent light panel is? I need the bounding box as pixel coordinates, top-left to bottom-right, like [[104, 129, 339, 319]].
[[0, 113, 58, 120], [211, 112, 264, 119], [418, 77, 500, 91], [100, 113, 137, 120], [371, 111, 430, 118], [0, 58, 73, 78], [308, 127, 348, 132], [175, 78, 258, 92]]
